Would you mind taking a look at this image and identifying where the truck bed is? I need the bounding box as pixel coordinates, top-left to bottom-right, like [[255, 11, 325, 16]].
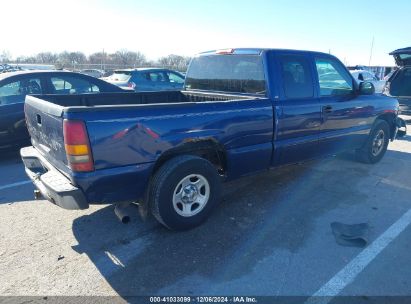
[[33, 90, 255, 109]]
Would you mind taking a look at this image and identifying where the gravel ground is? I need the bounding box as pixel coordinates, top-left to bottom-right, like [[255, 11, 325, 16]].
[[1, 124, 411, 300]]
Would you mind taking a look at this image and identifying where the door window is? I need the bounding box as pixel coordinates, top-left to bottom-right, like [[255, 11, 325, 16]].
[[50, 76, 99, 94], [278, 55, 314, 99], [146, 72, 167, 82], [315, 58, 353, 96], [0, 78, 42, 105], [363, 72, 376, 81]]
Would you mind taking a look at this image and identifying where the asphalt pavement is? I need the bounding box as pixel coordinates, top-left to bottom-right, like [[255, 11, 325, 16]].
[[1, 129, 411, 302]]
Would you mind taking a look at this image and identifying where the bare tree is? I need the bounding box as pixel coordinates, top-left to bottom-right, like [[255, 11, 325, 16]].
[[0, 50, 11, 63], [57, 51, 72, 67], [158, 54, 191, 71], [36, 52, 58, 64], [89, 52, 106, 65], [112, 50, 147, 67], [3, 49, 192, 71], [57, 51, 86, 69], [69, 52, 87, 64], [15, 56, 37, 63]]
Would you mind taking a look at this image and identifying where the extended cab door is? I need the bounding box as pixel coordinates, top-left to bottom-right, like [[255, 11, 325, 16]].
[[272, 52, 322, 165], [314, 56, 371, 155]]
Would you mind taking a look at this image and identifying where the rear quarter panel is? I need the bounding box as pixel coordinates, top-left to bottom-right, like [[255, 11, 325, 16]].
[[65, 99, 274, 179]]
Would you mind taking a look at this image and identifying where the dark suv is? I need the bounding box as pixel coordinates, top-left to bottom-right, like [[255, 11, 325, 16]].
[[385, 47, 411, 114]]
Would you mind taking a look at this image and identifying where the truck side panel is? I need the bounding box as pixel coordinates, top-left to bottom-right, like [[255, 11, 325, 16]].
[[64, 99, 274, 201]]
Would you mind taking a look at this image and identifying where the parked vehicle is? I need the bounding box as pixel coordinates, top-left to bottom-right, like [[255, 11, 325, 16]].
[[350, 70, 386, 93], [384, 47, 411, 114], [0, 70, 125, 149], [21, 48, 401, 230], [80, 69, 105, 78], [103, 68, 185, 91], [0, 64, 23, 73], [9, 64, 55, 71]]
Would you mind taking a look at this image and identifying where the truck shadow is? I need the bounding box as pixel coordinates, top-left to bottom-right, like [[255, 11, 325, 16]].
[[70, 149, 404, 297], [0, 147, 34, 204], [0, 147, 22, 163]]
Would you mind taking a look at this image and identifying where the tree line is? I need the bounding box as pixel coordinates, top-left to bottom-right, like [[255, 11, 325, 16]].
[[0, 50, 191, 72]]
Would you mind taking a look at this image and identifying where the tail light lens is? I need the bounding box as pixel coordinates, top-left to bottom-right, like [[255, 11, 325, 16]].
[[63, 120, 94, 172], [127, 81, 136, 89], [216, 48, 234, 55]]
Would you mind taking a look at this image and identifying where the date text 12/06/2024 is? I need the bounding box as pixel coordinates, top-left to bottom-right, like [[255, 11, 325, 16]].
[[149, 296, 258, 303]]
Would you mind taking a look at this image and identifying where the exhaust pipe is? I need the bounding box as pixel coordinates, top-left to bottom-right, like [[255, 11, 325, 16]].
[[34, 189, 43, 200], [114, 203, 131, 224]]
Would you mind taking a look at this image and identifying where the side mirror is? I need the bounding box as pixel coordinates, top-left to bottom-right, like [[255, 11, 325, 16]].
[[359, 81, 375, 95]]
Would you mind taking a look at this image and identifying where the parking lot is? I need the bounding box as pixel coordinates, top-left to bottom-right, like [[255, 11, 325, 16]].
[[1, 120, 411, 302]]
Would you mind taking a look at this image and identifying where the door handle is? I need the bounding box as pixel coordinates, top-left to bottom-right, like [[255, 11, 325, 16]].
[[36, 114, 42, 125], [323, 105, 333, 113]]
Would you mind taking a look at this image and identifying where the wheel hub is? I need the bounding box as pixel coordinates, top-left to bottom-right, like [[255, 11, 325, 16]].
[[372, 129, 385, 156], [172, 174, 210, 217], [181, 184, 198, 203]]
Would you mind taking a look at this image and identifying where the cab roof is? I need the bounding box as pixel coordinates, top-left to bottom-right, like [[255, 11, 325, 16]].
[[0, 70, 76, 81], [197, 48, 333, 57]]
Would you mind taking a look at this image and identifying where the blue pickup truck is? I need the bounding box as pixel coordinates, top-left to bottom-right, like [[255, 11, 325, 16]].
[[21, 48, 401, 230]]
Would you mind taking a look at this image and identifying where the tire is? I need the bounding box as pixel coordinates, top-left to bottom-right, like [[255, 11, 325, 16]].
[[149, 155, 222, 230], [356, 119, 390, 164]]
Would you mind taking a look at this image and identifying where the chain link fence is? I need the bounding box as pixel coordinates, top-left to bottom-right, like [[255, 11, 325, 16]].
[[68, 63, 187, 73]]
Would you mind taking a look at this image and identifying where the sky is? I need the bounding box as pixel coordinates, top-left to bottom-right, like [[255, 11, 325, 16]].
[[2, 0, 410, 66]]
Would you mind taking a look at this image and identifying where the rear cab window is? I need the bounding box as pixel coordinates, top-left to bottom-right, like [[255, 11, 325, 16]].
[[278, 54, 314, 99], [185, 54, 266, 94]]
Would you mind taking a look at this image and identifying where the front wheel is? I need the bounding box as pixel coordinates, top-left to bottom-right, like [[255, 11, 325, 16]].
[[149, 155, 222, 230], [356, 119, 390, 164]]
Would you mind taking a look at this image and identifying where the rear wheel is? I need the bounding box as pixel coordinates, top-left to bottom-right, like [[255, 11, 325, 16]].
[[149, 155, 222, 230], [356, 119, 390, 164]]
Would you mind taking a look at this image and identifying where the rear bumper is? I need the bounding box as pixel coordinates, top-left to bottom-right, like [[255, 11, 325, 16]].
[[20, 146, 89, 210]]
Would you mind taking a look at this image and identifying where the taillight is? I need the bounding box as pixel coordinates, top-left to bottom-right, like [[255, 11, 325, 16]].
[[63, 120, 94, 172], [215, 48, 234, 55], [127, 81, 136, 89]]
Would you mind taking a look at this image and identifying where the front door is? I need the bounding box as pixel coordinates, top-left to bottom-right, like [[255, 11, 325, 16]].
[[315, 57, 371, 155]]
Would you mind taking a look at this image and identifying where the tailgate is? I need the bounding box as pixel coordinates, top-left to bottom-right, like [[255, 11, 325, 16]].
[[25, 95, 70, 176], [389, 47, 411, 66]]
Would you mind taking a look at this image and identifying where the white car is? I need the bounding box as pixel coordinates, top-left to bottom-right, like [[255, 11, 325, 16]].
[[80, 69, 105, 78], [350, 70, 386, 93]]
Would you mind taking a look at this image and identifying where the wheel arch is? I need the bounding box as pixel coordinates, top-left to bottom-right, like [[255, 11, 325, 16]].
[[152, 139, 227, 176], [376, 112, 397, 140]]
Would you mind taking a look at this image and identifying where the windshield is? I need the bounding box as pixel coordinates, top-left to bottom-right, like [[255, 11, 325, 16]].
[[185, 55, 266, 94], [107, 71, 132, 82]]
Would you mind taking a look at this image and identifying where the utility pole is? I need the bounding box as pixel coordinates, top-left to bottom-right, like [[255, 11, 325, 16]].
[[101, 49, 104, 71], [368, 36, 374, 67]]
